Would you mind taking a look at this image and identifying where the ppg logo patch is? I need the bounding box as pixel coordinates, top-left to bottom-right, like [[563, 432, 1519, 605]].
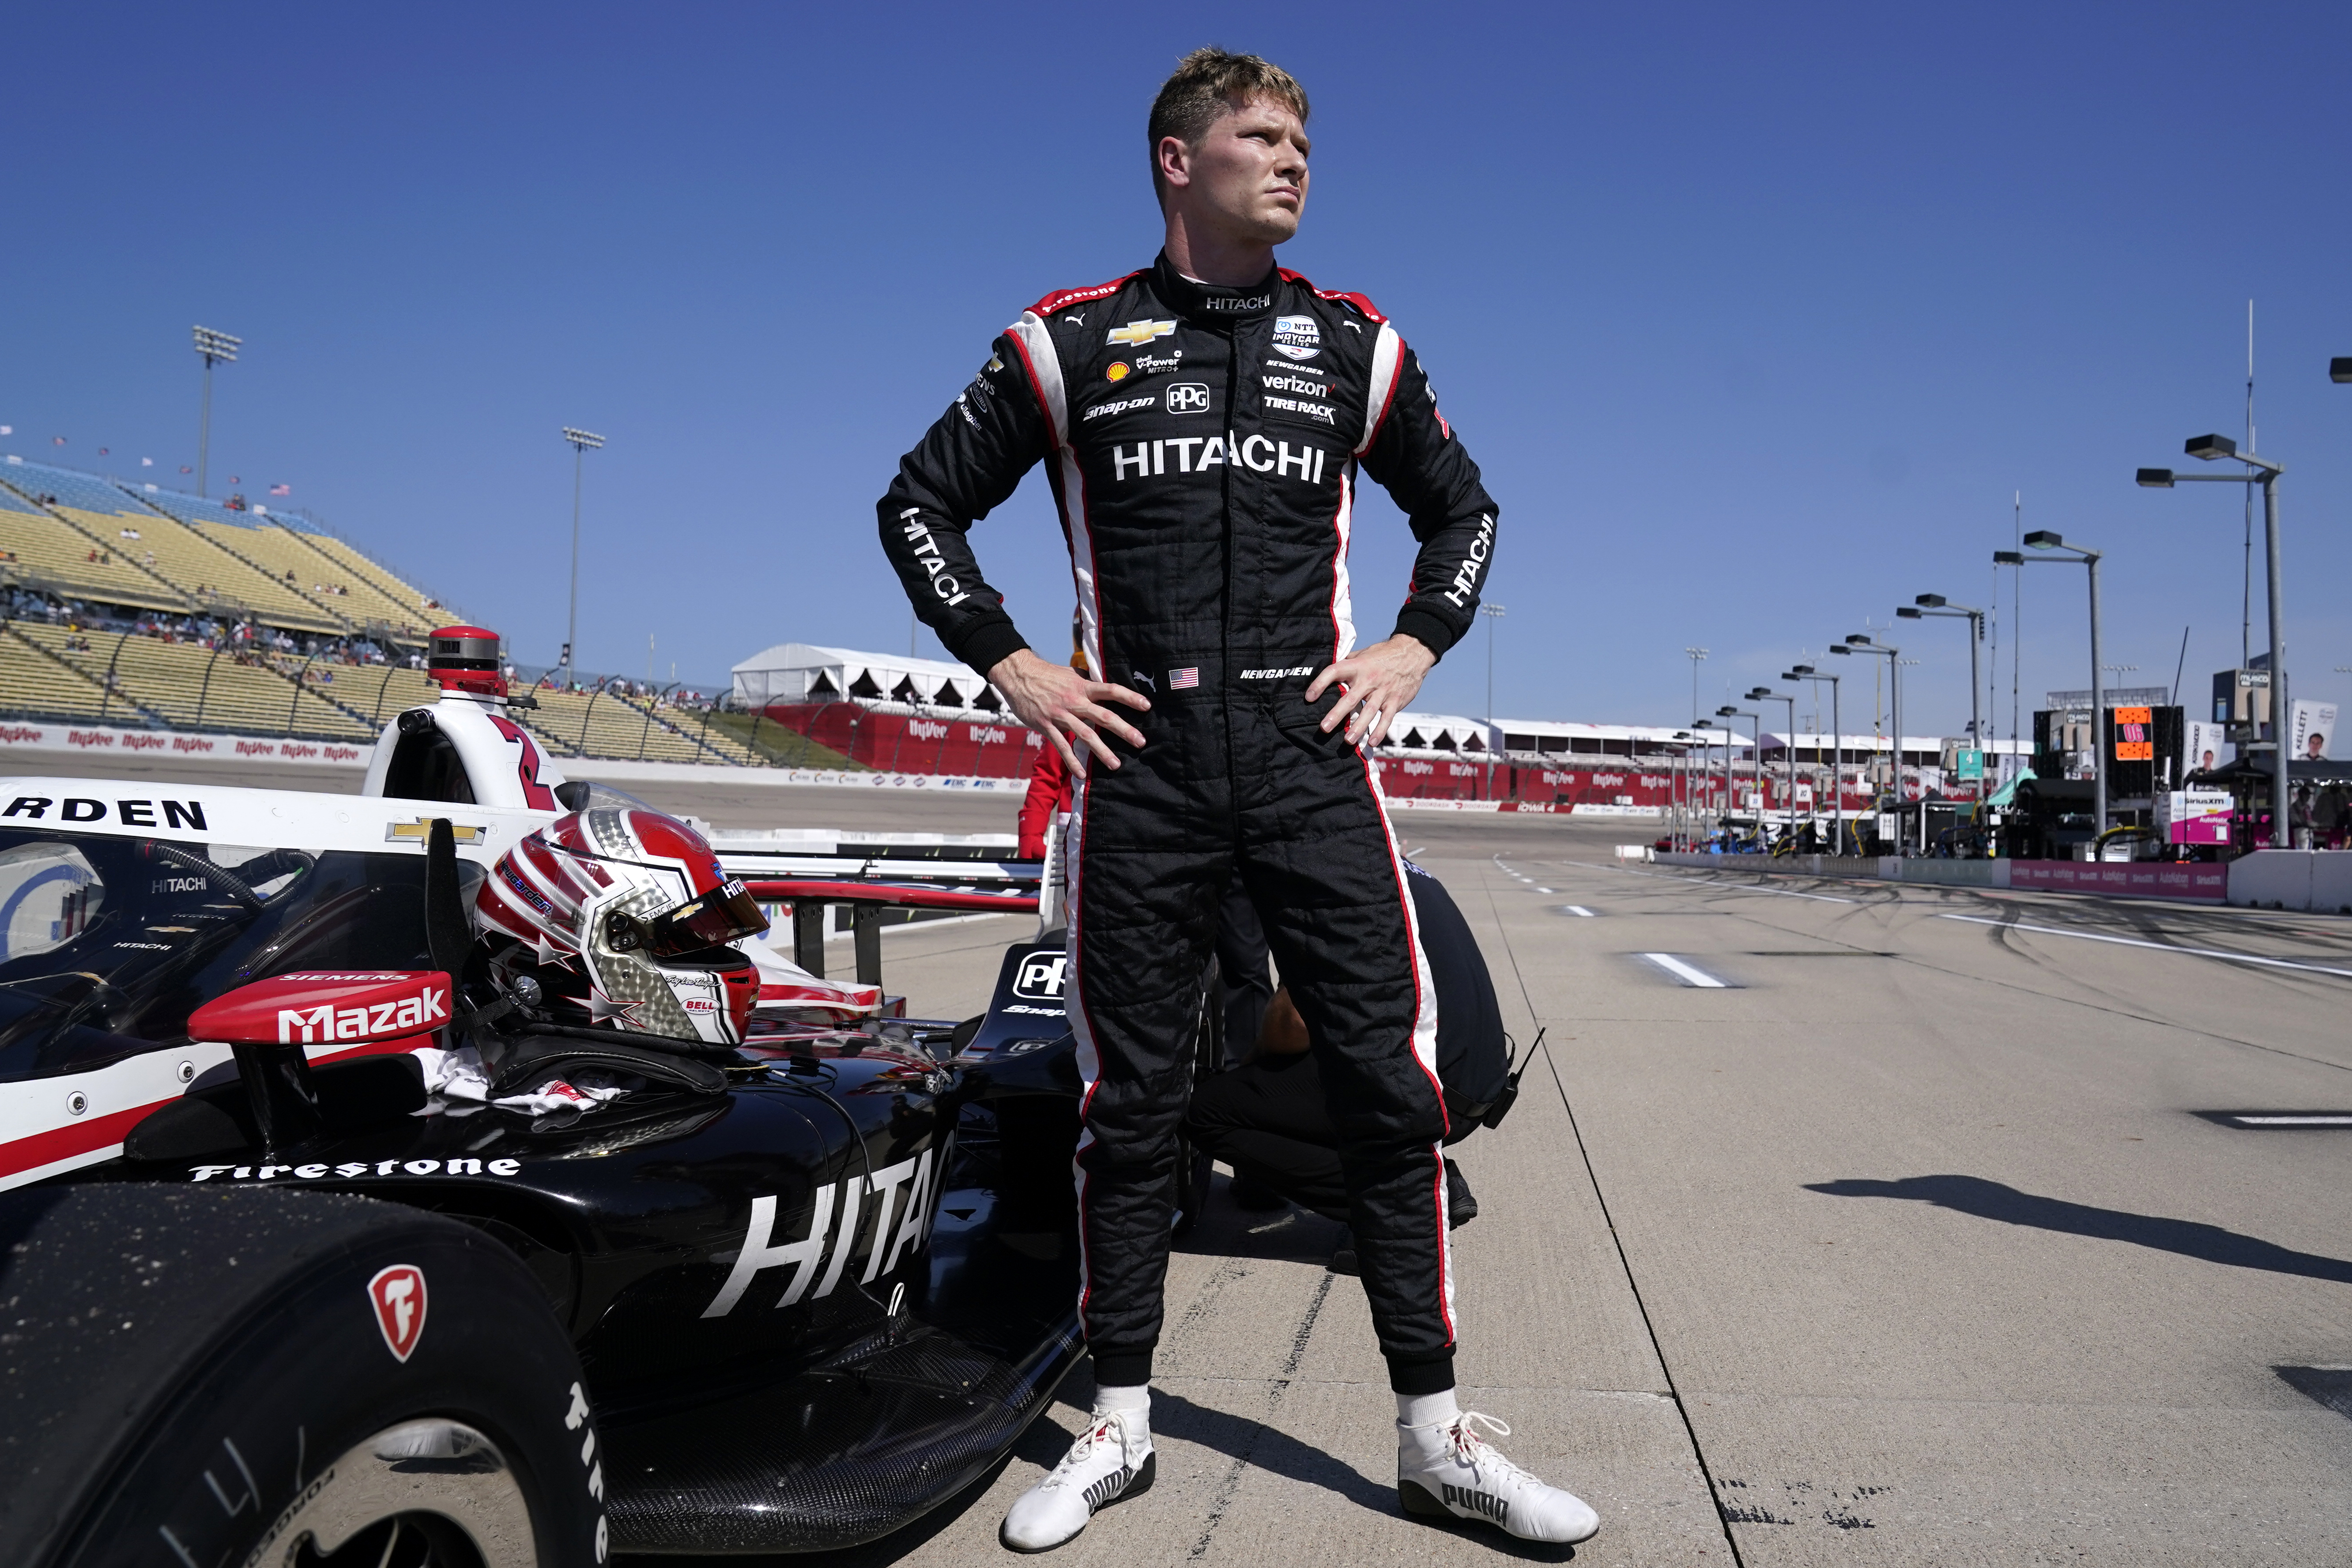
[[1012, 952, 1068, 1003], [1165, 382, 1210, 415]]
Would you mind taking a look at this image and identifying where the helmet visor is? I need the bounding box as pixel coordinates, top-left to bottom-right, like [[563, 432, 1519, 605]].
[[643, 879, 767, 958]]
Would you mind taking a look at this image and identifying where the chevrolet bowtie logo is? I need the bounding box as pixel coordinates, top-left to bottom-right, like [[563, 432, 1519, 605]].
[[1106, 320, 1177, 347], [385, 818, 489, 845]]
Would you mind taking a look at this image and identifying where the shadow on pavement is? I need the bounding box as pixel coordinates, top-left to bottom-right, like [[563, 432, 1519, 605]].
[[1807, 1174, 2352, 1285], [2277, 1364, 2352, 1421]]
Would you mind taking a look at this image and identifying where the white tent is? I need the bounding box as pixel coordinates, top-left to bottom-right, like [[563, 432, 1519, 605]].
[[1378, 712, 1494, 756], [731, 643, 1006, 712], [1493, 718, 1743, 756]]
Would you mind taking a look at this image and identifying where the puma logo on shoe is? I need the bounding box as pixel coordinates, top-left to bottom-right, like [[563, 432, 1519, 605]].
[[1081, 1465, 1133, 1511], [1442, 1483, 1510, 1527]]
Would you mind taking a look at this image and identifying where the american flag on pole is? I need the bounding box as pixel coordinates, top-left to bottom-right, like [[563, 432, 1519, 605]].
[[1168, 667, 1199, 690], [269, 483, 290, 495]]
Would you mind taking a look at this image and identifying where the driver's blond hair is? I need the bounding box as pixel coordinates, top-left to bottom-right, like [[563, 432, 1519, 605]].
[[1148, 48, 1309, 203]]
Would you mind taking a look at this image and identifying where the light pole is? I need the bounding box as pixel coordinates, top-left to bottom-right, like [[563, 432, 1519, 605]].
[[1720, 705, 1761, 841], [1999, 532, 2108, 844], [1481, 603, 1505, 800], [1831, 634, 1904, 852], [560, 427, 605, 689], [1707, 712, 1737, 839], [1897, 594, 1988, 789], [1685, 646, 1707, 720], [1747, 686, 1798, 840], [2138, 432, 2285, 847], [1784, 664, 1842, 852], [192, 326, 241, 499]]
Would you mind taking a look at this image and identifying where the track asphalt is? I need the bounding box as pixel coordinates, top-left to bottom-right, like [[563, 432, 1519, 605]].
[[35, 757, 2351, 1562]]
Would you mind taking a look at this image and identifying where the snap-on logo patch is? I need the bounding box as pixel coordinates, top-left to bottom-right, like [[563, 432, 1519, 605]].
[[368, 1264, 428, 1363]]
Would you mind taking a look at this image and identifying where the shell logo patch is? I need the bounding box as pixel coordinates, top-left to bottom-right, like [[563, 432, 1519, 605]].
[[1106, 320, 1176, 348], [368, 1264, 428, 1363], [1105, 362, 1132, 382]]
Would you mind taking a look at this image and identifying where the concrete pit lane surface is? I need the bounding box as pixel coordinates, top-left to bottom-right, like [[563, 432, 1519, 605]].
[[37, 758, 2352, 1564]]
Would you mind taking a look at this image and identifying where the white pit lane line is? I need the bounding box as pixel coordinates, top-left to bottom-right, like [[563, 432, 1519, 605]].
[[1640, 952, 1731, 988], [1935, 914, 2352, 980], [2232, 1115, 2352, 1127], [1560, 905, 1597, 917]]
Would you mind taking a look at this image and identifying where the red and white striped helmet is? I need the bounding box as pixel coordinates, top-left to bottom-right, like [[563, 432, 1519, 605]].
[[475, 807, 766, 1045]]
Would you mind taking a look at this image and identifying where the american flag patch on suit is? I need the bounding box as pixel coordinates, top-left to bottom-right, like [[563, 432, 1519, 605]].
[[1168, 668, 1199, 690]]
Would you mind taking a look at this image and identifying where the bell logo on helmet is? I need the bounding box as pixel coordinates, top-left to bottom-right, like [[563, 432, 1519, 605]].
[[368, 1264, 428, 1362]]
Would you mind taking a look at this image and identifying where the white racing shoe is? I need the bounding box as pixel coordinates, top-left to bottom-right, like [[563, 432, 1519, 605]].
[[1000, 1409, 1156, 1552], [1398, 1411, 1601, 1545]]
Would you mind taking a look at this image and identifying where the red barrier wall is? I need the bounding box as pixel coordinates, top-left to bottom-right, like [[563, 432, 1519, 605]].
[[762, 703, 1042, 778]]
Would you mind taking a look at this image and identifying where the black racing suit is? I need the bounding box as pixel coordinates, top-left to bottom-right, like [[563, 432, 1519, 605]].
[[878, 253, 1498, 1395]]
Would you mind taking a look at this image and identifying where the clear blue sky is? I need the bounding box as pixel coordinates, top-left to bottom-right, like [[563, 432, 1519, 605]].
[[4, 1, 2347, 739]]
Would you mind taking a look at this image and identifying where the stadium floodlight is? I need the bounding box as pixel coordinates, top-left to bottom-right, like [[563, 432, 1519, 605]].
[[2137, 426, 2289, 846], [2333, 358, 2352, 384], [560, 429, 607, 687], [191, 325, 242, 498], [2008, 533, 2111, 840], [1783, 665, 1844, 853], [1993, 550, 2024, 565], [1915, 594, 1947, 608], [1895, 606, 1922, 619]]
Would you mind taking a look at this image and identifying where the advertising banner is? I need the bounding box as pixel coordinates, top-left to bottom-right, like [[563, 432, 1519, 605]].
[[2183, 720, 2228, 778], [2291, 700, 2338, 762]]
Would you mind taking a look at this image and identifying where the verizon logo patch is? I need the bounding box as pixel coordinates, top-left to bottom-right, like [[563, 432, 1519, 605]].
[[369, 1264, 428, 1362]]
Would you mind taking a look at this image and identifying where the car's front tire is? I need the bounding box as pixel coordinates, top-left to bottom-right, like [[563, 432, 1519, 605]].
[[0, 1184, 607, 1568]]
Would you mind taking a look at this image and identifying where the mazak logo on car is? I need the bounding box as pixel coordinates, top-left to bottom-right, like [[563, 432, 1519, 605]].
[[1165, 382, 1210, 415], [368, 1264, 427, 1362], [1013, 952, 1067, 1003]]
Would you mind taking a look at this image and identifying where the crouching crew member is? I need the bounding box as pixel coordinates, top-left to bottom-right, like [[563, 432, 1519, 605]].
[[1186, 861, 1515, 1236]]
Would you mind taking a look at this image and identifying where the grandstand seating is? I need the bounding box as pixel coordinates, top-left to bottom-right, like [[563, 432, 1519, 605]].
[[75, 481, 346, 634], [0, 624, 116, 721], [183, 515, 429, 638], [516, 688, 743, 765], [4, 622, 375, 739], [274, 524, 448, 639], [0, 479, 185, 611]]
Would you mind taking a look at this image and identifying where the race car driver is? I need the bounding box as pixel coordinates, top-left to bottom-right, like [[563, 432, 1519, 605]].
[[877, 48, 1598, 1551]]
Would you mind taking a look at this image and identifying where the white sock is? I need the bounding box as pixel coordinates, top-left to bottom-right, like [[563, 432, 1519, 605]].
[[1397, 1388, 1461, 1431], [1093, 1381, 1150, 1434]]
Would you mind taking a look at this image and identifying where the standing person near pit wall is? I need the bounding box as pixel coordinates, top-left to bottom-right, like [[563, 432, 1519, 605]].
[[878, 49, 1597, 1552]]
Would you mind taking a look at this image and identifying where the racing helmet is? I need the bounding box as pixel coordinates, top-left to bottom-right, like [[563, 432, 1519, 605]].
[[475, 807, 766, 1044]]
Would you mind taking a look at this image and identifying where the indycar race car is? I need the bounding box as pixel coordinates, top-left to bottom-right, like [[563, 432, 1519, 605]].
[[0, 628, 1217, 1566]]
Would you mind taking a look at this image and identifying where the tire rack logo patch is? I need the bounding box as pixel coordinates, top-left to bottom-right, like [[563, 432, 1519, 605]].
[[1014, 951, 1067, 1002], [369, 1264, 427, 1362]]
